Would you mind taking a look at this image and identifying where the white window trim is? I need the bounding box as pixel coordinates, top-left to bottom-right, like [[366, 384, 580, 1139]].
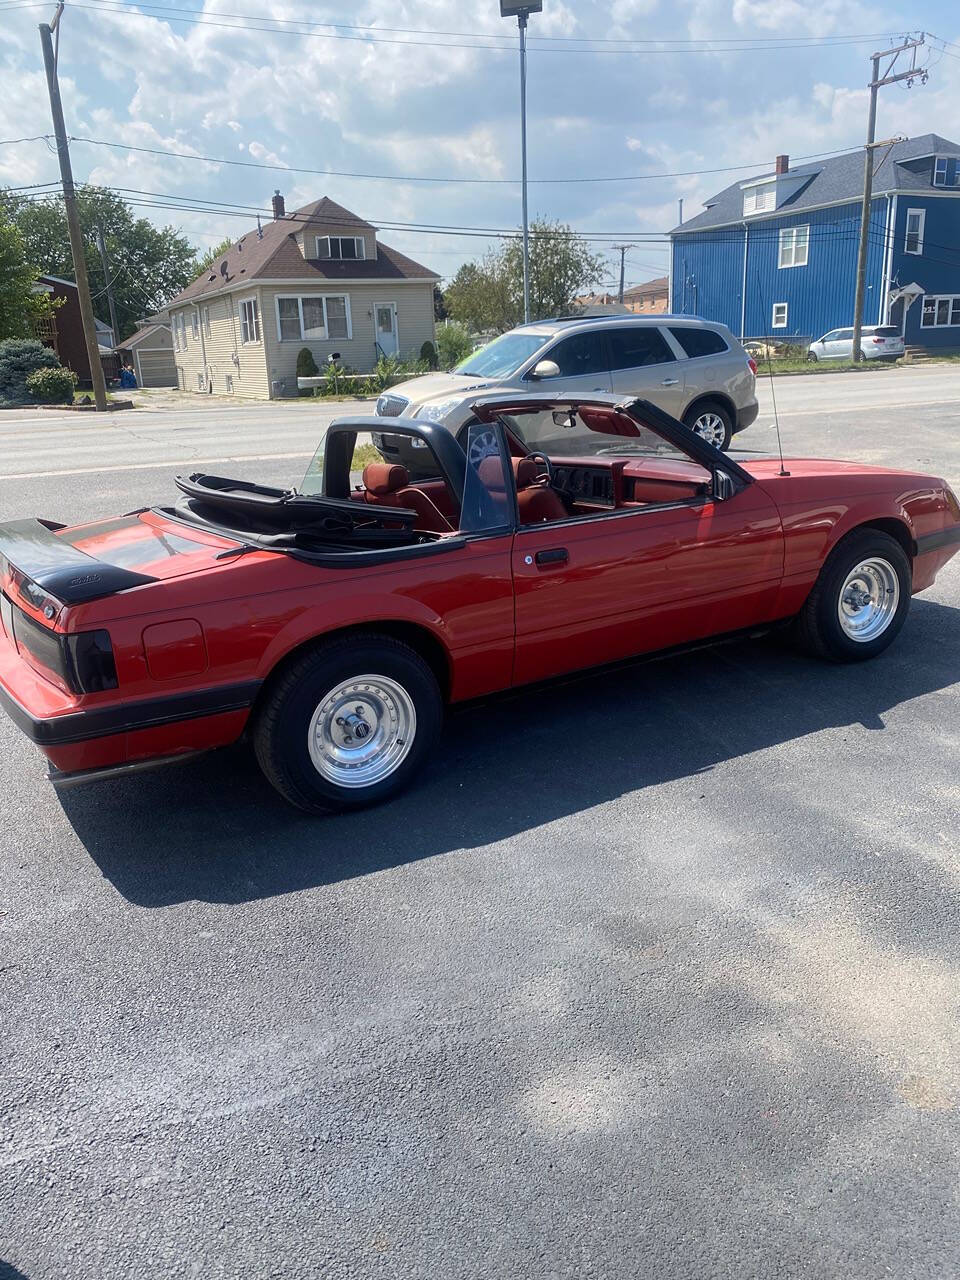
[[274, 293, 353, 342], [932, 156, 958, 187], [202, 305, 211, 337], [904, 208, 925, 255], [778, 224, 809, 269], [175, 312, 187, 351], [314, 235, 365, 262], [920, 294, 960, 328], [191, 308, 200, 340], [239, 295, 261, 345], [772, 303, 788, 329]]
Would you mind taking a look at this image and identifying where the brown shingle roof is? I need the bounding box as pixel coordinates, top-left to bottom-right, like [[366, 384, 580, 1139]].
[[622, 276, 668, 301], [167, 197, 439, 307]]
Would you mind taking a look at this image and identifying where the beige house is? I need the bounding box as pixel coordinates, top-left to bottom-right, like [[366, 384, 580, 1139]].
[[165, 195, 440, 399]]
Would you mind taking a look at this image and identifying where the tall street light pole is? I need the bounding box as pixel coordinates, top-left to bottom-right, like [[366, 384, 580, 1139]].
[[501, 2, 542, 324], [851, 34, 926, 363]]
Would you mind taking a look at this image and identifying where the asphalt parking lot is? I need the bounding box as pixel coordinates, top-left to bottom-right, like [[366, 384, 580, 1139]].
[[1, 366, 959, 1279]]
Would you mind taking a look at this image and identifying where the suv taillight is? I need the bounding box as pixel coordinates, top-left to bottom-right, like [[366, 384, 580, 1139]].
[[747, 357, 758, 375], [872, 337, 883, 344]]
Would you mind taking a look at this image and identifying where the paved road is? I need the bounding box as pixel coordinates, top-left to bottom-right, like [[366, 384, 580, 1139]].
[[1, 368, 959, 1279]]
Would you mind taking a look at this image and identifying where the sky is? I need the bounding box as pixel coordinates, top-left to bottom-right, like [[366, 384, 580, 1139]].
[[1, 0, 958, 294]]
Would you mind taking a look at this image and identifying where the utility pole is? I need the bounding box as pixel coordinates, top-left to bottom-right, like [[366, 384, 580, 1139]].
[[612, 244, 636, 304], [94, 226, 120, 351], [39, 8, 108, 410], [851, 34, 926, 363]]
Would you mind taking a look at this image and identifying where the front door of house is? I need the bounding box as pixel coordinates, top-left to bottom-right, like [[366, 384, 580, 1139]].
[[375, 302, 399, 357]]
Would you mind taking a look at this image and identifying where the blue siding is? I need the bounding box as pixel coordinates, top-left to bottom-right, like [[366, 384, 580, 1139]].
[[889, 196, 960, 347], [672, 198, 889, 343]]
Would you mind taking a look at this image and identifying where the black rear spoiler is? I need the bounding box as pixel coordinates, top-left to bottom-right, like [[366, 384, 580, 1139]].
[[0, 519, 156, 605]]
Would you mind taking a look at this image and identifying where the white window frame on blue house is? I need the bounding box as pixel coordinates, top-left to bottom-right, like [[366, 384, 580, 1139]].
[[904, 209, 925, 255], [933, 156, 959, 187], [778, 225, 809, 268], [772, 302, 788, 329], [742, 180, 776, 217], [920, 295, 960, 328]]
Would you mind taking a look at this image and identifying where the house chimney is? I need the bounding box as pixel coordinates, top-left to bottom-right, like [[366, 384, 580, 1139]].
[[775, 154, 789, 175], [271, 189, 285, 220]]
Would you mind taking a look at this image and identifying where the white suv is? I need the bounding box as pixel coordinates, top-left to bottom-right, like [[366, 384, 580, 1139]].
[[377, 315, 759, 451], [807, 325, 905, 362]]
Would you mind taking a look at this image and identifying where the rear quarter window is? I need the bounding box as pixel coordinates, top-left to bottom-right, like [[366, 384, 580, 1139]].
[[668, 326, 729, 358]]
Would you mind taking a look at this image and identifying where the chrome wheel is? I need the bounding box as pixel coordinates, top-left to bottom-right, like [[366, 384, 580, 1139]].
[[837, 558, 900, 642], [691, 411, 727, 447], [307, 674, 416, 788]]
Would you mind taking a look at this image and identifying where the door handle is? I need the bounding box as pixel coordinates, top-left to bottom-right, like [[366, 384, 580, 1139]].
[[661, 378, 680, 386], [535, 547, 568, 566]]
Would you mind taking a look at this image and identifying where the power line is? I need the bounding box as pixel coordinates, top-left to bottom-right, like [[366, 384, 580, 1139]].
[[40, 1, 921, 56], [0, 131, 871, 189]]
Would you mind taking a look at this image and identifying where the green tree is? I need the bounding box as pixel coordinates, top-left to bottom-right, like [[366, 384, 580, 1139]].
[[194, 236, 235, 277], [444, 219, 604, 332], [0, 186, 197, 341], [0, 214, 55, 341]]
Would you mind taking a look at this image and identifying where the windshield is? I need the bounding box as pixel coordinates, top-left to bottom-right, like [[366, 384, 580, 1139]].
[[456, 332, 549, 378], [501, 408, 690, 461]]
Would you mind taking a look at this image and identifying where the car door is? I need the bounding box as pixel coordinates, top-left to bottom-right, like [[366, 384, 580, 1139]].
[[607, 325, 687, 416], [812, 331, 835, 359], [523, 329, 612, 398], [506, 410, 784, 687], [831, 328, 854, 359]]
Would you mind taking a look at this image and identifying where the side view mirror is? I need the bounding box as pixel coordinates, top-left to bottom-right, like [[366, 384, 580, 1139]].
[[529, 359, 560, 380], [713, 469, 735, 501]]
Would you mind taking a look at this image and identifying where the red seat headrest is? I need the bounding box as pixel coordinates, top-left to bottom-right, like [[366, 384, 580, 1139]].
[[363, 462, 409, 496], [514, 457, 539, 488]]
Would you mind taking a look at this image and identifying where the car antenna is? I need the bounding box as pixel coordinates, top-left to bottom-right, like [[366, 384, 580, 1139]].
[[757, 277, 790, 476]]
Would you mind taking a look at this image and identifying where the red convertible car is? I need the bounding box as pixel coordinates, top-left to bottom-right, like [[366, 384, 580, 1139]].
[[0, 394, 957, 813]]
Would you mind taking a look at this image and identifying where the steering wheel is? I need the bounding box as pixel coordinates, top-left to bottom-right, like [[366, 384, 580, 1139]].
[[525, 451, 554, 484]]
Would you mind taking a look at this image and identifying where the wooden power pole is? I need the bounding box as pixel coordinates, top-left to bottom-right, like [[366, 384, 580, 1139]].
[[851, 35, 927, 364], [39, 10, 108, 410], [95, 226, 120, 351]]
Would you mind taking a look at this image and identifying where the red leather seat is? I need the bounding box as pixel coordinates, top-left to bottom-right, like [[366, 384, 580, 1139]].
[[361, 463, 454, 533], [514, 456, 568, 524]]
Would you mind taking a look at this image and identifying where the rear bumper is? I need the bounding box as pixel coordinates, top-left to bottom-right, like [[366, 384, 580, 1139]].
[[735, 401, 759, 434], [0, 655, 260, 777]]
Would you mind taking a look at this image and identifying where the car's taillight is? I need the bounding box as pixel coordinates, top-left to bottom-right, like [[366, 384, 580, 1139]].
[[2, 592, 118, 694], [747, 357, 758, 375], [872, 337, 883, 344]]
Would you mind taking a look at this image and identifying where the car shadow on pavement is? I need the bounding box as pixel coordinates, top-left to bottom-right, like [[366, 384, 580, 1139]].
[[58, 596, 960, 909], [0, 1263, 30, 1280]]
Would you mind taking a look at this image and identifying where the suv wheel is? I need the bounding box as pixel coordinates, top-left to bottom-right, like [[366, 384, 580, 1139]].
[[684, 402, 732, 451]]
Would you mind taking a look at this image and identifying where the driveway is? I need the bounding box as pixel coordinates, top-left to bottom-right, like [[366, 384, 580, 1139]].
[[0, 366, 958, 1279]]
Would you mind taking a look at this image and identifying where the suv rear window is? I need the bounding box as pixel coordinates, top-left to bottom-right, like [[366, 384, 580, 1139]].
[[608, 327, 675, 369], [872, 326, 899, 337], [669, 326, 728, 358]]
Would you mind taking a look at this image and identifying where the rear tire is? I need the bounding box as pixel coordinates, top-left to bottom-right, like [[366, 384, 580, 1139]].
[[253, 634, 442, 813], [683, 401, 732, 451], [796, 529, 911, 662], [807, 351, 818, 362]]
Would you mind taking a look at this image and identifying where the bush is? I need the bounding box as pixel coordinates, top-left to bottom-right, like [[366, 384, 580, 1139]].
[[25, 366, 76, 404], [0, 338, 60, 404], [435, 321, 475, 370], [419, 340, 438, 370], [296, 347, 319, 397]]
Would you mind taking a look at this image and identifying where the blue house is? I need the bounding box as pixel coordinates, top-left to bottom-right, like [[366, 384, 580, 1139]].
[[669, 134, 960, 350]]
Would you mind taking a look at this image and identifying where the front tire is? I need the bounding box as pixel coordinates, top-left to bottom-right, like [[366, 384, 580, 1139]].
[[253, 634, 442, 813], [797, 529, 911, 662], [684, 402, 732, 451], [807, 351, 818, 363]]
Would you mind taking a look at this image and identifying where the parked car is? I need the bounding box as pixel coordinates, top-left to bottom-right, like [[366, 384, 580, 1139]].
[[807, 326, 905, 362], [378, 315, 759, 451], [1, 394, 958, 815]]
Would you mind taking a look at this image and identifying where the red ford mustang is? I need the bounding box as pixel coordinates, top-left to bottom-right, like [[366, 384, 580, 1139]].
[[0, 394, 957, 813]]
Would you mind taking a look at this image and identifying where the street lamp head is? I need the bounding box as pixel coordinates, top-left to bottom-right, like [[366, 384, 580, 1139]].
[[499, 2, 542, 16]]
